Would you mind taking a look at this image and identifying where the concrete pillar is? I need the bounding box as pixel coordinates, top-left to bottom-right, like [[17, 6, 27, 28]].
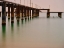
[[8, 6, 10, 19], [47, 12, 50, 18], [11, 4, 14, 23], [2, 2, 6, 25], [58, 12, 62, 18], [16, 5, 20, 20]]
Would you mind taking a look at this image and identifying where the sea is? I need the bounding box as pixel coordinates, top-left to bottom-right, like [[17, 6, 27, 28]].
[[0, 13, 64, 48]]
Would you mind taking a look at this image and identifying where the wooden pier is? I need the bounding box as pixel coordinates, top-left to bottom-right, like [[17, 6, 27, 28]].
[[0, 0, 39, 25], [0, 0, 64, 25]]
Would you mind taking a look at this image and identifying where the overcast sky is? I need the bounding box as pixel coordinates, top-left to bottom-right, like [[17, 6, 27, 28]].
[[0, 0, 64, 12]]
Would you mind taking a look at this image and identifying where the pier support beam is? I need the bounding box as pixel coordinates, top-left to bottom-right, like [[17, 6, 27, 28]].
[[47, 12, 50, 18], [16, 5, 20, 20], [36, 10, 39, 16], [34, 10, 36, 17], [24, 7, 27, 19], [33, 9, 39, 17], [0, 12, 1, 17], [36, 10, 38, 16], [37, 10, 39, 16], [47, 9, 50, 12], [35, 10, 37, 16], [32, 9, 38, 17], [27, 9, 29, 18], [58, 12, 62, 18], [2, 2, 6, 25], [32, 9, 34, 17], [29, 9, 31, 17], [26, 9, 28, 17], [20, 7, 23, 19], [11, 4, 14, 23], [8, 6, 10, 19], [23, 8, 24, 18]]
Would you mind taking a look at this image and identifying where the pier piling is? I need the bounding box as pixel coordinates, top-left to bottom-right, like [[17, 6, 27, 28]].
[[8, 6, 10, 19], [0, 12, 1, 17], [47, 12, 50, 18], [32, 9, 34, 17], [2, 2, 6, 25], [20, 7, 24, 20], [16, 5, 20, 21], [11, 4, 14, 23], [24, 7, 27, 19], [58, 12, 62, 18], [29, 9, 31, 18]]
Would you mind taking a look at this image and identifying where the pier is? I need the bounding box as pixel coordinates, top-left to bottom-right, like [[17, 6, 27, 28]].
[[39, 9, 63, 18], [0, 0, 40, 25], [0, 0, 64, 25]]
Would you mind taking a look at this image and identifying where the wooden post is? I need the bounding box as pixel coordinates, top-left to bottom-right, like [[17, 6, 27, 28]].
[[8, 6, 10, 19], [47, 12, 50, 18], [58, 12, 62, 18], [0, 12, 1, 17], [2, 2, 6, 25], [11, 4, 14, 23], [27, 9, 29, 18], [29, 9, 31, 17], [21, 7, 24, 20], [32, 9, 34, 17], [16, 5, 20, 21], [24, 7, 26, 18]]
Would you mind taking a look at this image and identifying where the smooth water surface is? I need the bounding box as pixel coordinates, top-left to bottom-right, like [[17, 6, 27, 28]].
[[0, 13, 64, 48]]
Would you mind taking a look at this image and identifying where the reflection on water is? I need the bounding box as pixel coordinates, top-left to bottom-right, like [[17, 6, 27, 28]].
[[2, 25, 6, 48], [11, 23, 14, 32], [17, 20, 20, 27], [0, 13, 64, 48], [25, 18, 27, 23], [21, 20, 24, 25], [2, 25, 6, 41]]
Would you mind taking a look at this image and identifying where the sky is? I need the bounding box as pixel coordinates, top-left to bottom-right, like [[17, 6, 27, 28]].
[[0, 0, 64, 12]]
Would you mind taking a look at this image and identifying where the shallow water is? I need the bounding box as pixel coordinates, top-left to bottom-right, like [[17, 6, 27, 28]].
[[0, 13, 64, 48]]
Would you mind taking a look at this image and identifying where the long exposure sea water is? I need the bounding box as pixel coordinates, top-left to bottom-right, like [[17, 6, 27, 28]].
[[0, 13, 64, 48]]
